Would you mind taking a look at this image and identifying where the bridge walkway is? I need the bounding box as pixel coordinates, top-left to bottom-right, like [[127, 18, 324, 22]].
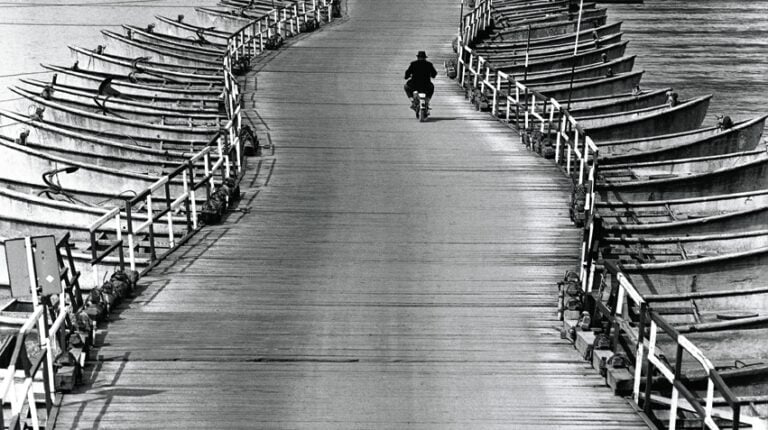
[[55, 0, 648, 428]]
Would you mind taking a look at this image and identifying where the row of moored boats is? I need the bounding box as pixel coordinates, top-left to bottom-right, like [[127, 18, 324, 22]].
[[456, 0, 768, 427]]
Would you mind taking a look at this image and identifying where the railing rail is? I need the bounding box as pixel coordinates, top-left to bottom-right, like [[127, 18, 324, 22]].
[[87, 135, 234, 278], [600, 262, 755, 430]]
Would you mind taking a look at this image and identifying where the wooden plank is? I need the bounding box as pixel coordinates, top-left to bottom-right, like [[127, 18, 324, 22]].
[[54, 0, 648, 428]]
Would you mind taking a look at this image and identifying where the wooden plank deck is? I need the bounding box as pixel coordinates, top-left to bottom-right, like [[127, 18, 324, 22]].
[[55, 0, 649, 428]]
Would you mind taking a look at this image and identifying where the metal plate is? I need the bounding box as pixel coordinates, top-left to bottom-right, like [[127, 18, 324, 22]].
[[33, 235, 61, 296], [4, 238, 30, 298]]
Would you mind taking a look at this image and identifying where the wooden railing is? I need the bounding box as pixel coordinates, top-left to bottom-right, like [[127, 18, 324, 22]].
[[0, 236, 84, 429], [598, 262, 758, 430], [87, 136, 234, 278]]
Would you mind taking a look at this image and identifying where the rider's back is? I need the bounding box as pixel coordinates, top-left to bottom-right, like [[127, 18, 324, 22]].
[[405, 59, 437, 89]]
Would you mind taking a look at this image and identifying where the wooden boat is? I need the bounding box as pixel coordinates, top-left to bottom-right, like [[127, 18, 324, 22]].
[[603, 233, 768, 414], [0, 110, 210, 152], [597, 149, 768, 202], [493, 4, 598, 26], [154, 15, 233, 44], [494, 8, 606, 30], [122, 25, 226, 54], [12, 87, 220, 141], [493, 41, 628, 74], [474, 21, 622, 51], [476, 32, 623, 62], [656, 329, 768, 421], [68, 46, 223, 83], [490, 55, 635, 87], [194, 7, 259, 33], [486, 15, 608, 42], [535, 70, 643, 100], [597, 115, 767, 164], [601, 230, 768, 324], [0, 109, 193, 176], [583, 94, 711, 141], [597, 189, 768, 236], [490, 10, 607, 36], [493, 0, 585, 14], [0, 186, 185, 245], [0, 138, 188, 205], [521, 56, 636, 85], [20, 78, 222, 114], [14, 83, 224, 126], [567, 88, 669, 117], [499, 88, 670, 119], [101, 30, 223, 67], [41, 64, 223, 102]]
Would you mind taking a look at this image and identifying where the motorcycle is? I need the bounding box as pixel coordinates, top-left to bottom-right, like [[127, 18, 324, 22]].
[[411, 91, 430, 122]]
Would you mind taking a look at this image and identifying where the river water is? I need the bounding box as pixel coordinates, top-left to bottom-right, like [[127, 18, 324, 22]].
[[605, 0, 768, 127], [0, 0, 215, 109]]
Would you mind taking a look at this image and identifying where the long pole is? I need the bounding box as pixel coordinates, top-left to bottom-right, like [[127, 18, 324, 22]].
[[568, 0, 584, 109], [573, 0, 584, 55], [523, 25, 531, 83], [566, 56, 577, 111]]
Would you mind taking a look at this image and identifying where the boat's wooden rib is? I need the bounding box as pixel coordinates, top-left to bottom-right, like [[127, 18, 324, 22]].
[[495, 41, 628, 74], [122, 25, 226, 54], [12, 86, 219, 141], [20, 78, 222, 114], [42, 64, 223, 103], [14, 83, 223, 126], [597, 115, 767, 164], [583, 94, 711, 141], [597, 150, 768, 201], [101, 30, 223, 67], [474, 21, 622, 50], [598, 189, 768, 235], [154, 15, 233, 44], [68, 46, 223, 83]]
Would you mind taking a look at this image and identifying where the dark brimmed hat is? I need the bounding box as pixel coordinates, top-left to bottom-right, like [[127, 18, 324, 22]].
[[417, 51, 428, 58]]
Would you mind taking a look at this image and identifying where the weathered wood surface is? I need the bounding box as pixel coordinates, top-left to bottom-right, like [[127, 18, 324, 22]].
[[55, 0, 648, 428]]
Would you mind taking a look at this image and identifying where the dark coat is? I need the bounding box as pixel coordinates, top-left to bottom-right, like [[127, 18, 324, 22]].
[[404, 59, 437, 89]]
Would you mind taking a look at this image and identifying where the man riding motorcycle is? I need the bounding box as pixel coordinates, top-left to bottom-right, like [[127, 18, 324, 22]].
[[404, 51, 437, 113]]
